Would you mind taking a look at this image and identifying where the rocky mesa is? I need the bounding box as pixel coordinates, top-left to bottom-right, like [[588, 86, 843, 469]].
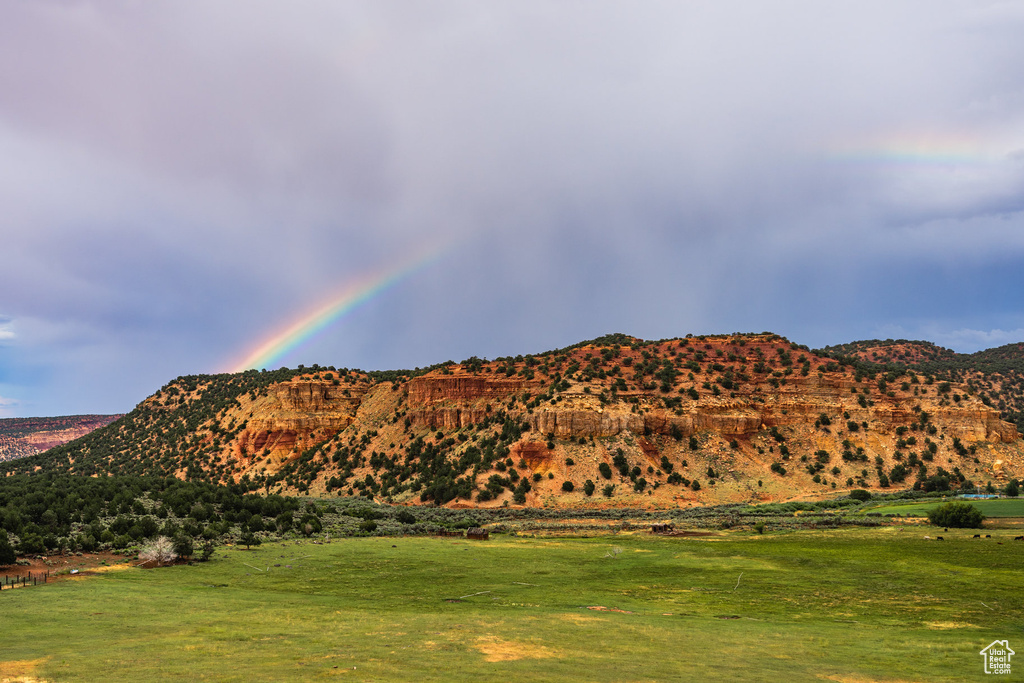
[[9, 333, 1022, 508]]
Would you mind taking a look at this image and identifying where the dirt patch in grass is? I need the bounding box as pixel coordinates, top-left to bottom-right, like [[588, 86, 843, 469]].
[[1, 552, 130, 584], [3, 552, 128, 581], [0, 658, 48, 683], [474, 636, 558, 662]]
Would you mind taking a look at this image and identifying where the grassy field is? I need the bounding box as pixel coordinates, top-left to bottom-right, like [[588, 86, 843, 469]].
[[3, 527, 1023, 682], [866, 497, 1024, 518]]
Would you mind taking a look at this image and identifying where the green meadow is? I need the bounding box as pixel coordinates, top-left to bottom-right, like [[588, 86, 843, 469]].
[[3, 528, 1023, 682], [866, 497, 1024, 518]]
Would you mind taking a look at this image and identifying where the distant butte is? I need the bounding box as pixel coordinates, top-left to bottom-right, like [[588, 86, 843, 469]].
[[0, 415, 123, 463]]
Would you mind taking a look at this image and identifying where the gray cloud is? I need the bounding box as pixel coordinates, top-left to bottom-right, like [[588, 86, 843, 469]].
[[2, 1, 1024, 414]]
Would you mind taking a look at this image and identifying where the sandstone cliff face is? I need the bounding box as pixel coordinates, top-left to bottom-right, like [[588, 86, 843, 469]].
[[403, 371, 1016, 446], [407, 376, 547, 403], [406, 376, 547, 431], [236, 380, 366, 460], [528, 406, 644, 438]]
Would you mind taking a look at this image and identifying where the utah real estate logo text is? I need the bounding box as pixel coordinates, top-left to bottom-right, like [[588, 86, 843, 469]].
[[980, 640, 1014, 675]]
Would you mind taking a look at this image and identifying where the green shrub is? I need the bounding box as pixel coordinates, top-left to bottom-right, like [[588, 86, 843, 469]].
[[299, 514, 322, 536], [561, 481, 575, 492], [0, 534, 15, 565], [848, 489, 872, 501], [240, 530, 261, 548], [396, 510, 417, 524], [927, 502, 984, 528], [199, 541, 216, 562], [349, 507, 383, 521], [172, 534, 194, 558], [77, 534, 98, 552]]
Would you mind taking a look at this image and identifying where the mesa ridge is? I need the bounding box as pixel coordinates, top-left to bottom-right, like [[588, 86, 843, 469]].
[[6, 332, 1022, 508]]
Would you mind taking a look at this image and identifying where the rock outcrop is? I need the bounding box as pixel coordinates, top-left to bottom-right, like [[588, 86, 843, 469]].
[[237, 379, 366, 460], [404, 371, 1015, 445]]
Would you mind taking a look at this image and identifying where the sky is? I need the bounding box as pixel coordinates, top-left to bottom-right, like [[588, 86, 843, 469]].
[[2, 1, 1024, 417]]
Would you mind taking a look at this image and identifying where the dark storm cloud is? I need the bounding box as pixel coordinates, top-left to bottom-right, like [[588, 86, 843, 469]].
[[2, 1, 1024, 415]]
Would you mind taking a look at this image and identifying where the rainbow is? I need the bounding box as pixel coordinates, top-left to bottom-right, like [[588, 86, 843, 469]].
[[227, 246, 446, 373], [825, 132, 1000, 166]]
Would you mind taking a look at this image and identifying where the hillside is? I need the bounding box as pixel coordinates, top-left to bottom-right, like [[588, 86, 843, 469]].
[[819, 340, 960, 365], [818, 339, 1024, 433], [5, 333, 1022, 508], [0, 414, 123, 462]]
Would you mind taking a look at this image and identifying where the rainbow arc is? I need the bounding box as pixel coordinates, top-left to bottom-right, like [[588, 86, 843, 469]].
[[228, 246, 444, 373]]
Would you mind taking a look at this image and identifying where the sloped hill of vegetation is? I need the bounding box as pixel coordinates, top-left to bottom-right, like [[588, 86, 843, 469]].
[[5, 333, 1022, 509], [820, 339, 959, 365], [818, 339, 1024, 433]]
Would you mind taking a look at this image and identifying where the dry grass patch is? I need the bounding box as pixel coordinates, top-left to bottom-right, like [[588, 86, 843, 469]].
[[558, 613, 606, 624], [85, 563, 131, 574], [474, 636, 559, 662], [823, 676, 924, 683], [0, 658, 47, 683], [924, 621, 979, 630]]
